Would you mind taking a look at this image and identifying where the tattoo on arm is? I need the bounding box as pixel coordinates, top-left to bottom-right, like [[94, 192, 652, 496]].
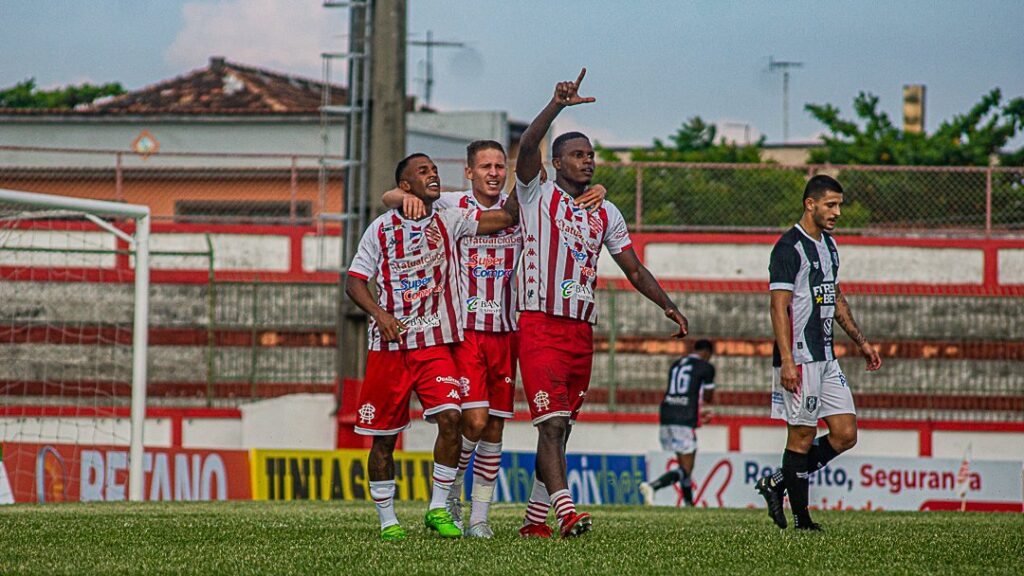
[[835, 289, 867, 346]]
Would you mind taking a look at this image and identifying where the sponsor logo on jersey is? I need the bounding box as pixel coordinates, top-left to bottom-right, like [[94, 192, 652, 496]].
[[561, 240, 588, 263], [390, 250, 445, 272], [813, 281, 836, 304], [556, 218, 585, 241], [580, 265, 596, 278], [402, 283, 443, 302], [463, 235, 521, 248], [560, 280, 595, 302], [466, 254, 505, 268], [399, 313, 442, 330], [394, 277, 431, 293], [466, 296, 502, 314]]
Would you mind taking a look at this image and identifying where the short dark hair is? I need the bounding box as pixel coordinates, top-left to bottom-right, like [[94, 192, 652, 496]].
[[803, 174, 844, 201], [466, 140, 506, 166], [552, 131, 590, 158], [694, 339, 714, 354], [395, 153, 430, 185]]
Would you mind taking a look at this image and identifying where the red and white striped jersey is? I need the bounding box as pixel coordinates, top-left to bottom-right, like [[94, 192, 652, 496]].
[[436, 191, 522, 333], [348, 207, 480, 351], [515, 174, 632, 324]]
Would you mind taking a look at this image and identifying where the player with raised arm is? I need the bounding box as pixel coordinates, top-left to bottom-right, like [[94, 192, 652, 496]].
[[381, 141, 604, 538], [640, 339, 716, 507], [514, 69, 689, 539], [755, 175, 882, 531], [345, 153, 517, 541]]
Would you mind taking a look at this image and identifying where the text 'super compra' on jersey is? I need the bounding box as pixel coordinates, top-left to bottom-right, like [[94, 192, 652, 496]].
[[769, 223, 841, 366], [347, 207, 480, 351], [659, 355, 716, 427], [435, 191, 522, 333], [514, 173, 632, 324]]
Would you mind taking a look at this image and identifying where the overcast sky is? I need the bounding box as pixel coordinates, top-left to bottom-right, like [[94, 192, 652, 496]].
[[2, 0, 1021, 146]]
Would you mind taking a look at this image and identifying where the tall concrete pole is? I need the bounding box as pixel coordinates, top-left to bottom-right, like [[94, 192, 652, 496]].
[[338, 0, 406, 386]]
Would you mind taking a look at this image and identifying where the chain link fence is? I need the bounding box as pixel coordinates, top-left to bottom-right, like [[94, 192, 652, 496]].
[[3, 146, 1022, 234]]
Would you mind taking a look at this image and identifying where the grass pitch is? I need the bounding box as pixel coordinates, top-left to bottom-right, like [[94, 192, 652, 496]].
[[1, 501, 1021, 575]]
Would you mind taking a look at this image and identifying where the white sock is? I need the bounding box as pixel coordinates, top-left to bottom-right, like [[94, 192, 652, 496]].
[[450, 436, 477, 502], [369, 480, 398, 529], [523, 476, 550, 526], [469, 440, 501, 526], [430, 462, 458, 510]]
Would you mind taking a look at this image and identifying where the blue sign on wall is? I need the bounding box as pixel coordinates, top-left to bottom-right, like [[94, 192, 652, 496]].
[[464, 451, 646, 505]]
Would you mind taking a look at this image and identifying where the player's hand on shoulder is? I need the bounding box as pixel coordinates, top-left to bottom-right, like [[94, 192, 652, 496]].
[[575, 184, 606, 213], [861, 341, 882, 371], [665, 306, 688, 339], [373, 310, 406, 342], [403, 194, 427, 220]]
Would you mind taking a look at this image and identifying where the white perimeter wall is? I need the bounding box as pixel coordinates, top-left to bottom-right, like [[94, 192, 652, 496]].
[[4, 394, 1022, 460]]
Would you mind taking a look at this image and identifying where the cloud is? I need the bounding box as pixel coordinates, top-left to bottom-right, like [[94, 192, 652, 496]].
[[165, 0, 336, 77]]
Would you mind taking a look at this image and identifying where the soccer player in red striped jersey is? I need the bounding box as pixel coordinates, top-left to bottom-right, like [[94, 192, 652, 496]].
[[515, 69, 689, 539], [345, 153, 518, 541], [382, 141, 605, 538]]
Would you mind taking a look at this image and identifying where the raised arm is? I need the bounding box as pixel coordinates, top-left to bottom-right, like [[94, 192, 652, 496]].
[[611, 248, 688, 338], [516, 68, 595, 184], [770, 289, 799, 391], [835, 285, 882, 371]]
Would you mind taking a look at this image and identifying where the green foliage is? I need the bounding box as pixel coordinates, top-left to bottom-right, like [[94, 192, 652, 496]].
[[631, 117, 765, 164], [0, 501, 1021, 575], [806, 89, 1024, 166], [596, 164, 806, 228], [0, 78, 125, 109]]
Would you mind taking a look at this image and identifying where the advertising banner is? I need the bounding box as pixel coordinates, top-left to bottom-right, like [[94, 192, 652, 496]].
[[0, 442, 251, 503], [646, 451, 1024, 512], [249, 449, 435, 501], [464, 451, 646, 505]]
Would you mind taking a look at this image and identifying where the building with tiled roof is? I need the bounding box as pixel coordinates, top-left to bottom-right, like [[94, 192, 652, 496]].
[[0, 57, 520, 224]]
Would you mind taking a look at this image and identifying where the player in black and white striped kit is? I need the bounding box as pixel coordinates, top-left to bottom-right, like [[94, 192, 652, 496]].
[[639, 339, 715, 507], [755, 175, 882, 531]]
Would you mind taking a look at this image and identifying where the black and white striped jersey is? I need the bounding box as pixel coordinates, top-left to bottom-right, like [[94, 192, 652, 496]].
[[769, 223, 840, 367]]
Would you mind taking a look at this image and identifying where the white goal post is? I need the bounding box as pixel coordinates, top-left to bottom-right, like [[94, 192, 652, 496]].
[[0, 188, 150, 502]]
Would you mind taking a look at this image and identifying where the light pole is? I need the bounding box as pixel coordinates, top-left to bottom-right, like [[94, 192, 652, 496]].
[[410, 30, 464, 107]]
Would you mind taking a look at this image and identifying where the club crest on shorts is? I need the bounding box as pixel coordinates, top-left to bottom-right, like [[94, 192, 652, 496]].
[[804, 395, 818, 413], [458, 377, 471, 397], [533, 391, 550, 412], [358, 403, 376, 424]]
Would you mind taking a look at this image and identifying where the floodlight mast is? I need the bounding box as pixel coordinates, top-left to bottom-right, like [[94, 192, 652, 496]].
[[769, 56, 804, 143]]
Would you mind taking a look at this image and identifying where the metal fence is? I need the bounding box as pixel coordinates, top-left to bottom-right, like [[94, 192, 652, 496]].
[[2, 146, 1022, 235]]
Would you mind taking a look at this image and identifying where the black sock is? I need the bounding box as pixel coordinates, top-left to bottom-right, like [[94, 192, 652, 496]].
[[650, 468, 683, 490], [807, 434, 841, 471], [782, 449, 811, 523], [680, 475, 694, 505]]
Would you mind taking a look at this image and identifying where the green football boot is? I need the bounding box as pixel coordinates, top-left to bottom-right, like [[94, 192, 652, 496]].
[[380, 524, 407, 542], [424, 507, 463, 538]]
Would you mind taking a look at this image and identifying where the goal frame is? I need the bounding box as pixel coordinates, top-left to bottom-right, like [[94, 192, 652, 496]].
[[0, 188, 150, 502]]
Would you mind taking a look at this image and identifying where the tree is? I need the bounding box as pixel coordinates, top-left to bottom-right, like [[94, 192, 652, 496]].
[[621, 116, 765, 164], [0, 78, 125, 109], [806, 89, 1024, 166]]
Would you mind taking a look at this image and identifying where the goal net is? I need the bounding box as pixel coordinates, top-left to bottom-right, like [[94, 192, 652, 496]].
[[0, 188, 150, 503]]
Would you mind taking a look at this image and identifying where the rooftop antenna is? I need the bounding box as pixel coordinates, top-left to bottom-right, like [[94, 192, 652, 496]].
[[409, 30, 464, 107], [769, 56, 804, 143]]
